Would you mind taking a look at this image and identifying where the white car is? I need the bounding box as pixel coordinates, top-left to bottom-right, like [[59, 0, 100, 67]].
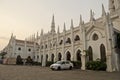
[[50, 61, 74, 70]]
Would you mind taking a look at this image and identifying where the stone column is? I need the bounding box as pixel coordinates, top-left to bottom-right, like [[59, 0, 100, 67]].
[[106, 53, 113, 72], [54, 44, 57, 62], [42, 45, 46, 66], [81, 51, 86, 70]]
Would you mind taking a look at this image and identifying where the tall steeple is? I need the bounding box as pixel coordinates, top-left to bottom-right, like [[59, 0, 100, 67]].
[[102, 4, 106, 16], [70, 19, 74, 29], [79, 15, 83, 26], [90, 9, 95, 21], [57, 25, 60, 33], [51, 14, 56, 33], [63, 22, 66, 31]]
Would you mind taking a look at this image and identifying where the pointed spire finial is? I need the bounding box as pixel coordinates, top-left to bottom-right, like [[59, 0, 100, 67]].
[[51, 14, 55, 33], [63, 22, 66, 31], [71, 19, 74, 28], [79, 15, 83, 26], [11, 33, 13, 38], [57, 25, 60, 33], [52, 14, 55, 24], [90, 9, 95, 21], [102, 4, 106, 16]]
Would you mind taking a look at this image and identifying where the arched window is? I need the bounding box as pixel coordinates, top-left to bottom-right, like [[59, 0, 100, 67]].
[[28, 48, 31, 52], [53, 42, 56, 47], [75, 35, 80, 41], [92, 33, 98, 41], [88, 46, 93, 61], [41, 55, 43, 63], [66, 38, 71, 44], [76, 50, 81, 61], [51, 54, 54, 62], [58, 53, 62, 61], [66, 51, 71, 61], [59, 40, 63, 45], [18, 47, 21, 51], [100, 44, 106, 62], [45, 44, 47, 48], [37, 55, 39, 59], [46, 54, 48, 62]]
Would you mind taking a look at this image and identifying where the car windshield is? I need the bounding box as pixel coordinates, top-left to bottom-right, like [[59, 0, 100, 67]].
[[55, 61, 63, 64]]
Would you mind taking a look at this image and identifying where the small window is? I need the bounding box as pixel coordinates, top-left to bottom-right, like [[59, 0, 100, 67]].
[[59, 40, 63, 45], [37, 55, 39, 59], [45, 44, 47, 48], [28, 48, 31, 52], [66, 38, 71, 44], [33, 56, 35, 59], [74, 35, 80, 41], [92, 33, 98, 41], [18, 47, 21, 51]]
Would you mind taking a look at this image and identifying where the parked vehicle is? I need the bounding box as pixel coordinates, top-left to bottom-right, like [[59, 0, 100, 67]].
[[50, 61, 73, 70]]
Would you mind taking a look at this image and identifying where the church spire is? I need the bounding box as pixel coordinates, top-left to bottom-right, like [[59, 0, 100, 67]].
[[79, 15, 83, 26], [90, 9, 95, 21], [102, 4, 106, 16], [57, 25, 60, 33], [51, 14, 55, 33], [71, 19, 74, 28], [11, 33, 13, 38], [63, 22, 66, 31]]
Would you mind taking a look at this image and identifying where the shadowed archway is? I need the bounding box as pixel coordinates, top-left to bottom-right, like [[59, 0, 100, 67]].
[[66, 51, 71, 61], [88, 46, 93, 61], [100, 44, 106, 62], [51, 54, 54, 62], [58, 53, 62, 61], [76, 50, 81, 61]]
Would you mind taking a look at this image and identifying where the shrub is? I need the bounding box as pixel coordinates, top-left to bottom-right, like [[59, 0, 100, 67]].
[[71, 61, 81, 69], [16, 55, 23, 65], [26, 56, 33, 65], [86, 61, 107, 71], [46, 61, 54, 66]]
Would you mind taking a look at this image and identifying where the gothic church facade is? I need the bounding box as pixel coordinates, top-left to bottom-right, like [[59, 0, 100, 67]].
[[2, 0, 120, 72]]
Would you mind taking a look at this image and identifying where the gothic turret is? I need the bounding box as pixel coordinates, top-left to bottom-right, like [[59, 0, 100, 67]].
[[90, 9, 95, 21], [63, 22, 66, 31], [102, 4, 106, 17], [51, 15, 56, 34], [79, 15, 83, 26], [70, 19, 74, 29], [57, 25, 60, 33]]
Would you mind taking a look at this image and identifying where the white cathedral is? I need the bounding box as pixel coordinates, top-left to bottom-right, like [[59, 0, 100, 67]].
[[1, 0, 120, 72]]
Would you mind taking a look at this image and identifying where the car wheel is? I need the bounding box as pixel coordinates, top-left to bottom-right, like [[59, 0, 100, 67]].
[[69, 66, 72, 70], [57, 66, 61, 70]]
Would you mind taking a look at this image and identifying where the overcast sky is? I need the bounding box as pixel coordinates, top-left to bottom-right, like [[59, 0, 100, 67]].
[[0, 0, 108, 50]]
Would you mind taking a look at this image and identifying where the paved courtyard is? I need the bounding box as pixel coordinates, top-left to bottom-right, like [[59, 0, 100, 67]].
[[0, 64, 119, 80]]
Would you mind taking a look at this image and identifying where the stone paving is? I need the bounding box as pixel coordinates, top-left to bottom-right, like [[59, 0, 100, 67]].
[[0, 64, 120, 80]]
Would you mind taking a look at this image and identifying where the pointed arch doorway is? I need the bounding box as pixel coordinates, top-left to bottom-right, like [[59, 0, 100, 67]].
[[58, 53, 62, 61], [66, 51, 71, 61]]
